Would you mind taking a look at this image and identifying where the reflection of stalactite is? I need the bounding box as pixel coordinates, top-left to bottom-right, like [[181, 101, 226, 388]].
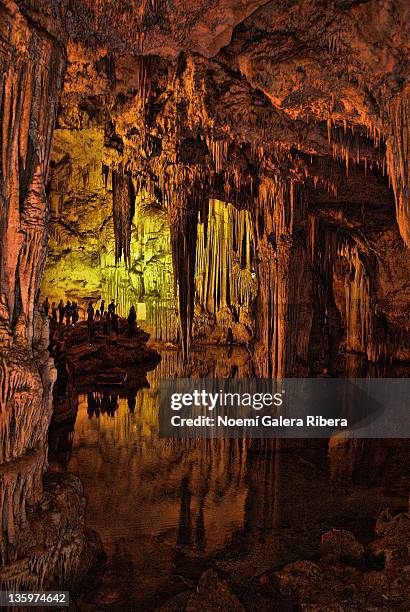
[[112, 167, 136, 265], [177, 476, 192, 547]]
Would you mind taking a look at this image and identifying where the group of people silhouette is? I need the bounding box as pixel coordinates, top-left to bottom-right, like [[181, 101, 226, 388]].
[[86, 299, 120, 341], [42, 296, 138, 340], [42, 297, 79, 326]]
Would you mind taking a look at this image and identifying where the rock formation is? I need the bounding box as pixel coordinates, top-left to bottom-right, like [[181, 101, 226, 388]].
[[38, 0, 409, 367], [0, 0, 409, 593], [0, 0, 99, 590]]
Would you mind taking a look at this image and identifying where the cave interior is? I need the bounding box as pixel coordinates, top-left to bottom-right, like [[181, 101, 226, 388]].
[[0, 0, 409, 602]]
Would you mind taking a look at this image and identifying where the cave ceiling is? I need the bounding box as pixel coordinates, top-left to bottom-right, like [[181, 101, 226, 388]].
[[39, 0, 408, 218]]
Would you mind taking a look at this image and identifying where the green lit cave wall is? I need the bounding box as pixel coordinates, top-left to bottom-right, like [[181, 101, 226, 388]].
[[42, 129, 256, 343]]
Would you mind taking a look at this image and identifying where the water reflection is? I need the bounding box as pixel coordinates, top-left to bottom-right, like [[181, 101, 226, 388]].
[[87, 392, 119, 418], [62, 348, 409, 610]]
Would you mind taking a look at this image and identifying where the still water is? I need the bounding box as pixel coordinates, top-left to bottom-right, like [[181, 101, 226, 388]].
[[59, 348, 409, 610]]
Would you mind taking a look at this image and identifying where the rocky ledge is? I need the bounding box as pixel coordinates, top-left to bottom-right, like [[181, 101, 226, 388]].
[[52, 320, 161, 392]]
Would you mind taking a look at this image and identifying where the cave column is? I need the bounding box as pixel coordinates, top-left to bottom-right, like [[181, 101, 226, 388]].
[[254, 177, 312, 378], [0, 0, 72, 579], [384, 87, 410, 248]]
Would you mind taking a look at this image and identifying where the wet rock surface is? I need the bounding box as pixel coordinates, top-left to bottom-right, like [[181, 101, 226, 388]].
[[154, 510, 410, 611], [0, 471, 104, 591], [185, 570, 245, 612]]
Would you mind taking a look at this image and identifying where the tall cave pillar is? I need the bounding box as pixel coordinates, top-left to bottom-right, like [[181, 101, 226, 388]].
[[254, 177, 312, 378], [306, 218, 343, 375], [0, 1, 93, 587], [384, 87, 410, 248]]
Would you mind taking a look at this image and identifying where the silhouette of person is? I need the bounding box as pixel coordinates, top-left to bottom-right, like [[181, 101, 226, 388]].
[[95, 309, 101, 333], [72, 302, 79, 326], [113, 313, 119, 336], [108, 299, 117, 318], [58, 299, 65, 324], [127, 304, 137, 337], [102, 311, 109, 336], [87, 302, 95, 342], [65, 301, 71, 327], [51, 302, 57, 321], [43, 297, 50, 316]]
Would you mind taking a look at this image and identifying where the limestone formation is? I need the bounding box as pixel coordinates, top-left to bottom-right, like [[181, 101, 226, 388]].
[[0, 0, 409, 595], [38, 0, 410, 367]]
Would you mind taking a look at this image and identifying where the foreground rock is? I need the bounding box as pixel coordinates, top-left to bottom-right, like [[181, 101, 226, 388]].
[[186, 570, 245, 612], [320, 528, 365, 562], [274, 516, 410, 610], [156, 510, 410, 611], [0, 471, 104, 591]]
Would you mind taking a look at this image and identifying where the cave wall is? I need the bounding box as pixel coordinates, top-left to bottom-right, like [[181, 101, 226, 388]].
[[1, 0, 408, 391], [41, 126, 177, 340], [0, 0, 97, 589]]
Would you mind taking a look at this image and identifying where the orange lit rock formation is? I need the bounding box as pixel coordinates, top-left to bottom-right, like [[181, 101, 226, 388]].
[[0, 0, 409, 589]]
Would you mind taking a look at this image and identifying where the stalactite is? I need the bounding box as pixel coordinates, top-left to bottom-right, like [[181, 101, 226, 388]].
[[112, 167, 136, 265], [135, 55, 151, 109], [155, 161, 208, 358], [333, 238, 389, 362], [90, 0, 167, 50], [168, 190, 200, 358], [326, 125, 382, 178], [206, 137, 229, 174], [384, 89, 410, 247], [195, 199, 256, 319], [310, 156, 339, 197]]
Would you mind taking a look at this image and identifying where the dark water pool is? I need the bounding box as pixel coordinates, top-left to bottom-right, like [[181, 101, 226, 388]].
[[53, 349, 409, 610]]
